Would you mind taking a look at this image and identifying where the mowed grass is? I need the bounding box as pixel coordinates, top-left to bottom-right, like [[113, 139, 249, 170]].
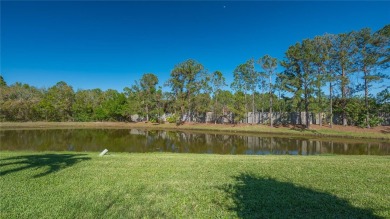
[[0, 152, 389, 218]]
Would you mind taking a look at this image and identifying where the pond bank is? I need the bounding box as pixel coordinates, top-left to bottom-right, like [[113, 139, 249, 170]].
[[1, 122, 389, 140]]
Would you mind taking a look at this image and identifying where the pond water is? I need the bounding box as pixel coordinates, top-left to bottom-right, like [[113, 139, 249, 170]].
[[0, 129, 389, 155]]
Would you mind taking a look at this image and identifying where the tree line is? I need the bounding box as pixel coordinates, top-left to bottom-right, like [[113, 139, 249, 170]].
[[1, 25, 389, 128]]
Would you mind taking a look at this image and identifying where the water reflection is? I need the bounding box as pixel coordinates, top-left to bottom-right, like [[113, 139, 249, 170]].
[[0, 129, 389, 155]]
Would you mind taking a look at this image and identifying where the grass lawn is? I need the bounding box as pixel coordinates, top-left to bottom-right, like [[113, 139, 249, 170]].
[[0, 152, 389, 218]]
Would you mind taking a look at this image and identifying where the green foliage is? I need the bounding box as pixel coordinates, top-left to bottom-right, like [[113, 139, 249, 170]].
[[231, 59, 258, 124], [123, 83, 143, 120], [139, 73, 159, 122], [231, 91, 246, 123], [149, 118, 157, 123], [231, 59, 258, 93], [353, 28, 389, 127], [258, 55, 278, 126], [279, 40, 319, 128], [72, 89, 103, 122], [167, 59, 208, 121], [210, 70, 227, 123], [368, 116, 383, 127], [39, 81, 75, 121], [214, 90, 234, 123], [333, 96, 383, 127], [377, 88, 390, 112], [0, 83, 43, 121], [0, 75, 7, 87], [101, 90, 127, 121], [166, 114, 179, 123], [376, 24, 390, 68], [1, 24, 389, 126]]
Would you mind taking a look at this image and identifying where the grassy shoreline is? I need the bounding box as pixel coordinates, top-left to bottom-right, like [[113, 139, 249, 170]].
[[1, 151, 389, 218], [1, 121, 389, 140]]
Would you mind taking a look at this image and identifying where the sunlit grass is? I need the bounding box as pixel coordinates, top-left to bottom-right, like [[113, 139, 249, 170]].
[[1, 151, 389, 218]]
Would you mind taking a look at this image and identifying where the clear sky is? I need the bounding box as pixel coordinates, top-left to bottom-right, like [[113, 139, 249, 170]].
[[1, 1, 389, 92]]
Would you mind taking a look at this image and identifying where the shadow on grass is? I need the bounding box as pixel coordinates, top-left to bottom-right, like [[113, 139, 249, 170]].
[[0, 153, 90, 178], [221, 174, 380, 219]]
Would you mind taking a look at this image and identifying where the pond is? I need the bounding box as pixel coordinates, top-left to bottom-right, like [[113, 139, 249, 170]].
[[0, 129, 389, 155]]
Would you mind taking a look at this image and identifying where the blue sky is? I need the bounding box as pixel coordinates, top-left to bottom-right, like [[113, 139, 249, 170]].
[[1, 1, 389, 92]]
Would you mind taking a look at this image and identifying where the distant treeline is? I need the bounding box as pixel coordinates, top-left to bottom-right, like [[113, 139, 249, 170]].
[[1, 25, 389, 128]]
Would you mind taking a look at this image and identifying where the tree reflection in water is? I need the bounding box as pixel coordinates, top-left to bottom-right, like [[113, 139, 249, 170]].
[[0, 129, 388, 155]]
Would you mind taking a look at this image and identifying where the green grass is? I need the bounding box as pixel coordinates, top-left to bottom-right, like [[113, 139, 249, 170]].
[[1, 151, 389, 218]]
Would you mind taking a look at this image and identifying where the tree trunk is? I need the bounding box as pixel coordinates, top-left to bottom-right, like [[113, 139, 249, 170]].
[[244, 93, 248, 124], [305, 104, 310, 129], [269, 75, 273, 127], [180, 98, 185, 123], [304, 83, 310, 129], [364, 67, 370, 128], [330, 82, 333, 128], [341, 68, 347, 126], [215, 96, 218, 124], [187, 97, 191, 122], [252, 92, 255, 125], [278, 91, 282, 124], [298, 101, 302, 125], [270, 93, 273, 127], [318, 88, 322, 127], [261, 107, 264, 124], [222, 105, 225, 124], [146, 105, 149, 122], [318, 112, 321, 127]]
